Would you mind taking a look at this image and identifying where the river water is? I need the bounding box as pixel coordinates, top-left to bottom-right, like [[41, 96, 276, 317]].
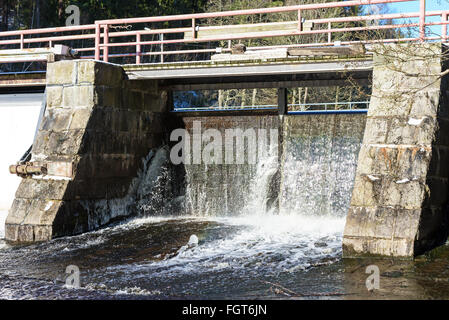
[[1, 213, 449, 300], [1, 114, 449, 299]]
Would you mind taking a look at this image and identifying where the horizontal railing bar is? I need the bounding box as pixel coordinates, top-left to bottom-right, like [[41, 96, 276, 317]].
[[3, 10, 444, 44], [174, 102, 369, 110], [309, 10, 449, 24], [1, 9, 445, 42], [288, 109, 368, 115], [0, 0, 445, 65], [0, 24, 96, 37], [78, 35, 442, 60], [0, 33, 96, 45], [96, 22, 421, 48], [95, 0, 411, 25]]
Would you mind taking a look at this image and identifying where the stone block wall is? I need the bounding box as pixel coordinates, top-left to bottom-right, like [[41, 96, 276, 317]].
[[5, 60, 169, 242], [343, 44, 449, 258]]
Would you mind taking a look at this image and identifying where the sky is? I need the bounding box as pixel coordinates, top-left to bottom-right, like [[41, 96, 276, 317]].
[[380, 0, 448, 37]]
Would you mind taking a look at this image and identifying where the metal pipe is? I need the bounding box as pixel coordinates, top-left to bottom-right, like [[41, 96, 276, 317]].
[[136, 33, 141, 64], [9, 164, 47, 177], [160, 33, 164, 63], [0, 24, 96, 37], [443, 13, 448, 41], [95, 0, 411, 25], [95, 24, 101, 60], [420, 0, 426, 41], [103, 24, 109, 62], [1, 0, 445, 63], [288, 109, 368, 115], [95, 22, 421, 48]]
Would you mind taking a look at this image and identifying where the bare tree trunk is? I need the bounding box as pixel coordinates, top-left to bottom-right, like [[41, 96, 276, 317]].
[[252, 89, 257, 107], [58, 0, 64, 22], [335, 86, 340, 109], [303, 87, 308, 108], [1, 0, 10, 31], [291, 88, 296, 107], [35, 0, 40, 28], [218, 90, 223, 108]]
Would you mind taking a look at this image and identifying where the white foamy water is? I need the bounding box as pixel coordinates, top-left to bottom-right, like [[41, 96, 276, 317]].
[[104, 214, 345, 279]]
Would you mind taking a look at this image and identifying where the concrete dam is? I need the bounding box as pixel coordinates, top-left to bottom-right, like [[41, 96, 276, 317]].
[[1, 43, 447, 261]]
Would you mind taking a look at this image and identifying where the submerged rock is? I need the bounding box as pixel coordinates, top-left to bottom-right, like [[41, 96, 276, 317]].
[[188, 235, 199, 248]]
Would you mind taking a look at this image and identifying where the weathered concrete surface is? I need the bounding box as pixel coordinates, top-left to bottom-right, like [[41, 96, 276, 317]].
[[5, 60, 169, 242], [343, 44, 449, 258]]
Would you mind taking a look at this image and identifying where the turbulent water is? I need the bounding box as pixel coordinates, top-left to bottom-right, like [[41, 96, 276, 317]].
[[0, 114, 371, 299], [0, 215, 346, 299], [0, 211, 6, 250]]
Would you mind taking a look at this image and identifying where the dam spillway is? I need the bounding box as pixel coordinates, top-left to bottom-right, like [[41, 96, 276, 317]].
[[180, 114, 365, 218], [1, 43, 449, 261]]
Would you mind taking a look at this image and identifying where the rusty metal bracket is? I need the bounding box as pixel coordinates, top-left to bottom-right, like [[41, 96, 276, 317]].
[[9, 163, 47, 178]]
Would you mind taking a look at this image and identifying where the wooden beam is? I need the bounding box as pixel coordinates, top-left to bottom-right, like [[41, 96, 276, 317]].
[[0, 72, 46, 87], [0, 45, 75, 63], [288, 45, 366, 57], [163, 78, 371, 91], [184, 20, 313, 40]]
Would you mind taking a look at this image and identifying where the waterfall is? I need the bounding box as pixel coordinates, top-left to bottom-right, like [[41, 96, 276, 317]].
[[181, 114, 365, 218], [279, 114, 366, 217]]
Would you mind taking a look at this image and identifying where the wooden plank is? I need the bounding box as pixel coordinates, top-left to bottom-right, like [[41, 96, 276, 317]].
[[0, 45, 73, 63], [0, 72, 46, 87], [163, 78, 371, 91], [184, 21, 313, 40], [288, 45, 366, 57]]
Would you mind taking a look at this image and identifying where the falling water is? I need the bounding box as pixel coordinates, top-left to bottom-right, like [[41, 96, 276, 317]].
[[0, 113, 367, 299], [183, 114, 365, 218], [279, 114, 366, 217]]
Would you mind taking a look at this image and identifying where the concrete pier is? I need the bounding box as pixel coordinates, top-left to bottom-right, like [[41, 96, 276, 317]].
[[343, 44, 449, 258], [5, 60, 169, 242]]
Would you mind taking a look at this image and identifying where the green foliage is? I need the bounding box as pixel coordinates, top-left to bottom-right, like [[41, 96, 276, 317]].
[[0, 0, 207, 30]]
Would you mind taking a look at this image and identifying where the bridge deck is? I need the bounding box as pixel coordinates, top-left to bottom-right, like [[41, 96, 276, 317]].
[[0, 55, 373, 91], [124, 55, 373, 90]]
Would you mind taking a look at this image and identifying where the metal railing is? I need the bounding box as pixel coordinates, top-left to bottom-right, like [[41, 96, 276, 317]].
[[173, 101, 370, 113], [0, 0, 448, 65]]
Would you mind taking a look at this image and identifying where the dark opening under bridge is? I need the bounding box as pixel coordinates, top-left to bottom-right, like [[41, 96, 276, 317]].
[[0, 0, 449, 259]]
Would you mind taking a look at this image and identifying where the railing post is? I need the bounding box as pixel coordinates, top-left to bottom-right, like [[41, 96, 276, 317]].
[[95, 23, 101, 60], [419, 0, 426, 42], [136, 33, 141, 65], [192, 18, 196, 39], [103, 24, 109, 62], [443, 13, 448, 42], [297, 9, 302, 32], [20, 34, 24, 49], [328, 22, 331, 43], [278, 88, 288, 115], [160, 33, 164, 64]]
